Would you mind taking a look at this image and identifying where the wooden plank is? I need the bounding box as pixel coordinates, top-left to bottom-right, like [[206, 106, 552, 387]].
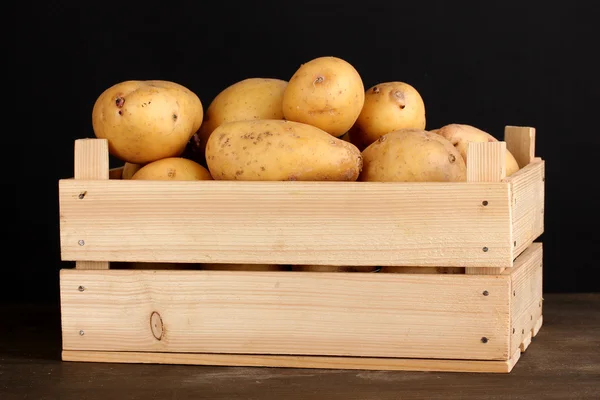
[[505, 126, 536, 169], [507, 160, 545, 259], [58, 179, 512, 267], [509, 243, 543, 356], [62, 350, 518, 374], [73, 139, 110, 270], [60, 269, 511, 360], [466, 141, 508, 275]]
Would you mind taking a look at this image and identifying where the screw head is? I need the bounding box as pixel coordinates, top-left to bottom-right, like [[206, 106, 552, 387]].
[[482, 290, 489, 296], [78, 286, 85, 292], [78, 240, 85, 246], [79, 330, 85, 336], [481, 337, 489, 344]]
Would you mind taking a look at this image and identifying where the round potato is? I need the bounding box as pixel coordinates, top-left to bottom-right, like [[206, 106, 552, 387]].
[[193, 78, 288, 160], [290, 265, 378, 272], [200, 263, 285, 271], [351, 82, 426, 149], [282, 56, 365, 137], [436, 124, 520, 176], [359, 129, 467, 182], [131, 157, 213, 181], [121, 162, 143, 179], [205, 119, 363, 181], [92, 80, 203, 164]]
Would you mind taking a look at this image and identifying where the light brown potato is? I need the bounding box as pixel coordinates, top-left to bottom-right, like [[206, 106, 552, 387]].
[[359, 129, 467, 182], [92, 80, 203, 164], [200, 263, 285, 271], [291, 265, 378, 272], [131, 157, 213, 181], [195, 78, 288, 160], [121, 162, 142, 179], [435, 124, 520, 176], [282, 56, 365, 137], [350, 82, 426, 149], [205, 119, 363, 181]]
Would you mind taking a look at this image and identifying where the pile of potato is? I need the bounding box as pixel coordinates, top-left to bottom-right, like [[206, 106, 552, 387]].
[[91, 55, 520, 183]]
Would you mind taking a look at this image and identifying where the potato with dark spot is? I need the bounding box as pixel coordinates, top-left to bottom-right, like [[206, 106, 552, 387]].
[[205, 119, 363, 181], [359, 129, 466, 182], [92, 80, 203, 164], [435, 124, 520, 176], [131, 157, 213, 181], [350, 82, 426, 150], [194, 78, 288, 161], [282, 56, 365, 137]]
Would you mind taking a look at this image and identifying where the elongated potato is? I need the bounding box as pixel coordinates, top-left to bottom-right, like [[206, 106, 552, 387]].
[[351, 82, 427, 149], [131, 157, 213, 181], [92, 80, 203, 164], [205, 119, 363, 181], [359, 129, 466, 182], [282, 56, 365, 136], [435, 124, 520, 176]]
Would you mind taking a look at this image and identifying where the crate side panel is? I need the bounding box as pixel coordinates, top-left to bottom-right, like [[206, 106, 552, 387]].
[[60, 269, 511, 360], [509, 161, 545, 259], [59, 180, 511, 267], [510, 243, 543, 356]]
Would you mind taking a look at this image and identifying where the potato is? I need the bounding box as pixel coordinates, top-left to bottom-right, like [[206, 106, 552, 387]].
[[131, 157, 213, 181], [435, 124, 520, 176], [359, 129, 467, 182], [200, 263, 285, 271], [290, 265, 378, 272], [282, 56, 365, 137], [121, 162, 142, 179], [92, 80, 203, 164], [194, 78, 288, 160], [205, 119, 363, 181], [350, 82, 427, 149]]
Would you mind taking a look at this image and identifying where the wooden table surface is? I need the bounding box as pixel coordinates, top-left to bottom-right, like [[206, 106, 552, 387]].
[[1, 293, 599, 399]]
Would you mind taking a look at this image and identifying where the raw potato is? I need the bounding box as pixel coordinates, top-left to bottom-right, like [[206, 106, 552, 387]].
[[350, 82, 427, 149], [92, 80, 203, 164], [205, 119, 363, 181], [359, 129, 467, 182], [121, 162, 142, 180], [200, 264, 285, 271], [291, 265, 378, 272], [436, 124, 520, 176], [282, 56, 365, 137], [131, 157, 213, 181], [195, 78, 288, 160]]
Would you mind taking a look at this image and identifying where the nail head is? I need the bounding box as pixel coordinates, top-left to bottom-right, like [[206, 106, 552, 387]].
[[79, 330, 85, 336], [481, 337, 489, 344], [482, 247, 489, 252], [78, 286, 85, 292], [482, 200, 488, 206], [482, 290, 489, 296], [78, 240, 85, 246]]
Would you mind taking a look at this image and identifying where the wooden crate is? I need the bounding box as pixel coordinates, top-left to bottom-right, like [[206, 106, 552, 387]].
[[58, 126, 545, 373]]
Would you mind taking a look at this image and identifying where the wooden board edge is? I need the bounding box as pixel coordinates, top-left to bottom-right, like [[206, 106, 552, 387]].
[[533, 315, 543, 337], [61, 351, 516, 374]]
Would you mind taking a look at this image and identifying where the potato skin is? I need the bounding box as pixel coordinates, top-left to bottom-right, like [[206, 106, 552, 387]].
[[131, 157, 213, 181], [195, 78, 288, 159], [436, 124, 520, 176], [359, 129, 467, 182], [351, 82, 427, 149], [205, 119, 363, 181], [282, 56, 365, 137], [92, 80, 203, 164]]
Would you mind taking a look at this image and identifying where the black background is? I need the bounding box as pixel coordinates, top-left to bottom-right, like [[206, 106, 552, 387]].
[[7, 0, 599, 305]]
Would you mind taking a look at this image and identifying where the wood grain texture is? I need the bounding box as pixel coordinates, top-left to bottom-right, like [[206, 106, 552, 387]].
[[466, 141, 508, 275], [61, 349, 520, 374], [58, 179, 512, 267], [504, 126, 536, 169], [509, 243, 543, 356], [60, 269, 511, 360], [507, 160, 545, 259], [73, 138, 110, 270]]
